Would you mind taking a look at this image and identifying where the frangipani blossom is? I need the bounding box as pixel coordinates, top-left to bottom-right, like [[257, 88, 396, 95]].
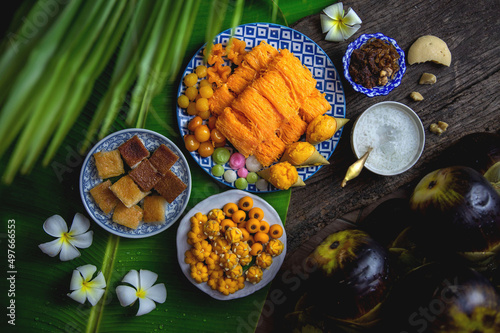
[[116, 269, 167, 316], [68, 264, 106, 306], [320, 2, 362, 42], [38, 213, 93, 261]]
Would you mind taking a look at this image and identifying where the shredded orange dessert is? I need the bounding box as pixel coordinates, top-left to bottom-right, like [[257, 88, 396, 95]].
[[205, 38, 332, 167]]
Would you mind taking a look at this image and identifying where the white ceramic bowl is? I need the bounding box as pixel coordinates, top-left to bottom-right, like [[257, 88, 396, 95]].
[[176, 189, 286, 300], [350, 101, 425, 176]]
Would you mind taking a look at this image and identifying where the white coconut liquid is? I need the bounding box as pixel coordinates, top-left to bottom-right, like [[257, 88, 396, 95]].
[[353, 104, 420, 174]]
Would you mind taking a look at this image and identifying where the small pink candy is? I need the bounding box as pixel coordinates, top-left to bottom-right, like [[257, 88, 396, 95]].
[[237, 167, 248, 178], [229, 152, 246, 170]]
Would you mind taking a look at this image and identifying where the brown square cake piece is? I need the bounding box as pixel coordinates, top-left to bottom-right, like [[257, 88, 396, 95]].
[[109, 175, 149, 208], [154, 170, 187, 203], [93, 150, 124, 179], [129, 159, 162, 192], [112, 202, 143, 229], [118, 135, 150, 168], [89, 180, 119, 214], [149, 144, 179, 175], [143, 195, 167, 223]]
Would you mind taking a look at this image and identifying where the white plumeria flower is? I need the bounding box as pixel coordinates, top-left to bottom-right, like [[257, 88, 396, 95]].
[[116, 269, 167, 316], [38, 213, 93, 261], [68, 264, 106, 306], [320, 2, 362, 42]]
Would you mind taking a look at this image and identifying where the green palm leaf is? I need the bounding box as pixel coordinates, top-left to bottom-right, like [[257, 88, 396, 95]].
[[1, 0, 335, 332]]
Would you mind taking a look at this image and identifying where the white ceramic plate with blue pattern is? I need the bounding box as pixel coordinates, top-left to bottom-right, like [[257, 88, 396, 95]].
[[342, 33, 406, 97], [176, 189, 286, 300], [177, 22, 346, 193], [80, 128, 191, 238]]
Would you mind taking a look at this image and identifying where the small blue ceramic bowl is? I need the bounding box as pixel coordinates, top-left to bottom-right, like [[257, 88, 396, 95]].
[[342, 33, 406, 97]]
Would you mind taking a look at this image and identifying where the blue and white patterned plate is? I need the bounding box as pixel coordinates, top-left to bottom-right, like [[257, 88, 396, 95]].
[[342, 33, 406, 97], [176, 189, 286, 300], [177, 22, 346, 192], [79, 129, 191, 238]]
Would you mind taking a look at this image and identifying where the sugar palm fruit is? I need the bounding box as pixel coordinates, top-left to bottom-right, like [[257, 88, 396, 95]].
[[287, 229, 392, 331], [432, 132, 500, 194], [381, 262, 500, 332], [409, 166, 500, 253]]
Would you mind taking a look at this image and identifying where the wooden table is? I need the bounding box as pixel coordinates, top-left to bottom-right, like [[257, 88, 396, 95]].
[[260, 0, 500, 331]]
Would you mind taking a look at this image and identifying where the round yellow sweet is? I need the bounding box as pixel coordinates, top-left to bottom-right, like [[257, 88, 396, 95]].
[[245, 266, 263, 284], [306, 115, 336, 145], [284, 141, 315, 165], [256, 252, 273, 270], [208, 208, 225, 222], [203, 220, 220, 239], [239, 255, 252, 266], [225, 226, 243, 244], [219, 252, 238, 271], [232, 241, 251, 258], [227, 264, 243, 279], [212, 237, 231, 255], [266, 239, 284, 257], [269, 162, 298, 190]]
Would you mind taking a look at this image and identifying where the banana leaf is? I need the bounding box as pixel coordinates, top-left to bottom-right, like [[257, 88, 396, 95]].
[[0, 1, 335, 332]]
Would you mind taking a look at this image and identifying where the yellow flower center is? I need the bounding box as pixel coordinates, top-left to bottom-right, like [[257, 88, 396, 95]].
[[136, 288, 146, 299], [81, 280, 91, 291], [61, 232, 72, 243]]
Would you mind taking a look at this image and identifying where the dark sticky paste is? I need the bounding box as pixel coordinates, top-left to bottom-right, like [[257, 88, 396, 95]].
[[349, 38, 400, 89]]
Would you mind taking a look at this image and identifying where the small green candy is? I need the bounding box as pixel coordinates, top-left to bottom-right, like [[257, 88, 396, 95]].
[[211, 164, 224, 177], [213, 147, 230, 165], [235, 177, 248, 189], [246, 172, 258, 184]]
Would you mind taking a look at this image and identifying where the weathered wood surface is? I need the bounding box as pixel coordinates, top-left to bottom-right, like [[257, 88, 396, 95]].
[[285, 0, 500, 254], [260, 0, 500, 331]]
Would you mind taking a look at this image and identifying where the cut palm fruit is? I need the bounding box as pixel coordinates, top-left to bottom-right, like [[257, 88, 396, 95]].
[[407, 35, 451, 66]]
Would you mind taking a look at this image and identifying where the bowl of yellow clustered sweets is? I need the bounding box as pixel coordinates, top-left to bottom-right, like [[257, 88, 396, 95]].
[[176, 189, 286, 300]]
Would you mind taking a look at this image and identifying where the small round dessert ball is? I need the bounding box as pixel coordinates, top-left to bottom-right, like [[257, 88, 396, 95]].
[[213, 147, 231, 165], [246, 155, 262, 172], [229, 152, 246, 170], [183, 73, 198, 87], [235, 177, 248, 190], [237, 167, 248, 178], [256, 178, 268, 191], [246, 172, 258, 184], [224, 169, 237, 183], [211, 164, 224, 177]]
